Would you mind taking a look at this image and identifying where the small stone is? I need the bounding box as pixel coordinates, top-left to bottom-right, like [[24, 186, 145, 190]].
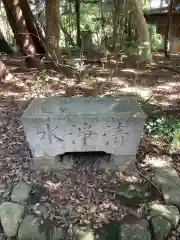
[[155, 167, 180, 207], [120, 219, 151, 240], [74, 226, 95, 240], [150, 204, 179, 228], [0, 202, 24, 237], [151, 216, 171, 240], [18, 215, 46, 240], [11, 181, 32, 204], [149, 204, 180, 240], [161, 188, 180, 208], [52, 227, 64, 240], [155, 166, 180, 188]]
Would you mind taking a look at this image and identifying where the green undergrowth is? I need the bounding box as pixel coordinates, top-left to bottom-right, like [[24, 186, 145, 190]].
[[136, 94, 180, 146]]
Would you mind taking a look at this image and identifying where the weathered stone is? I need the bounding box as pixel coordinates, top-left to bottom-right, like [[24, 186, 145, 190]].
[[149, 204, 180, 240], [0, 234, 5, 240], [149, 204, 179, 228], [115, 181, 159, 208], [31, 155, 73, 172], [52, 227, 64, 240], [155, 166, 180, 188], [0, 202, 24, 237], [74, 226, 95, 240], [21, 96, 146, 170], [151, 215, 171, 240], [18, 215, 46, 240], [120, 219, 151, 240], [155, 166, 180, 207], [30, 157, 64, 172], [11, 181, 32, 204], [161, 188, 180, 208]]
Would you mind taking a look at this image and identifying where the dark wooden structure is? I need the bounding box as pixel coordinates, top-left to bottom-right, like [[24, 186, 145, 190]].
[[144, 6, 180, 38]]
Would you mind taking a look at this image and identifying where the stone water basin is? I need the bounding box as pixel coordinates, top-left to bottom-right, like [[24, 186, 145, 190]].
[[21, 95, 146, 170]]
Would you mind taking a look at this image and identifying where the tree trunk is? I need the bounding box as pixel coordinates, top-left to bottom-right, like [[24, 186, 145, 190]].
[[128, 0, 152, 63], [45, 0, 62, 64], [75, 0, 81, 48], [19, 0, 45, 54], [2, 0, 36, 57], [164, 0, 174, 58], [112, 0, 118, 51], [2, 0, 43, 68], [0, 29, 14, 55], [100, 0, 108, 54]]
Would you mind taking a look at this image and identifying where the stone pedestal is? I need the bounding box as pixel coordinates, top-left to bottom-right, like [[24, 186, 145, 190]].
[[21, 95, 146, 170]]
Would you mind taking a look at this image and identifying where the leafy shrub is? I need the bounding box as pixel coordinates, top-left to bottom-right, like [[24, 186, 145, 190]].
[[148, 24, 164, 52], [136, 93, 180, 145], [145, 116, 180, 144], [136, 94, 161, 117]]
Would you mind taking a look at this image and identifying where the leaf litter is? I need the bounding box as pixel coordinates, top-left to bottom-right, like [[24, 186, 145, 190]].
[[0, 99, 161, 237], [1, 54, 180, 238]]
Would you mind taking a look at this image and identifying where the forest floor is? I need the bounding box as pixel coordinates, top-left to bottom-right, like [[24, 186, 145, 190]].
[[0, 53, 180, 239]]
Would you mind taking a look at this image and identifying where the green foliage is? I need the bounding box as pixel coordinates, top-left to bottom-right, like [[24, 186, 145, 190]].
[[136, 93, 180, 144], [141, 0, 150, 10], [61, 2, 101, 47], [148, 24, 164, 52], [145, 116, 179, 143], [171, 127, 180, 152], [136, 93, 161, 117]]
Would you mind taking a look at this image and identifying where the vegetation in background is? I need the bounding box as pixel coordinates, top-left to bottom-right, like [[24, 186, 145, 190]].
[[146, 116, 180, 144], [0, 0, 168, 61], [148, 24, 164, 52], [137, 93, 180, 145]]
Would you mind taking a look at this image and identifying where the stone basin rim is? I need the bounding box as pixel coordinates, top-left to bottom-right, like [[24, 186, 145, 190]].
[[21, 96, 147, 119], [21, 112, 146, 119]]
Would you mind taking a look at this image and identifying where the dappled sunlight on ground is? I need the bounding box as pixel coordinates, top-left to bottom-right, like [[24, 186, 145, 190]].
[[0, 53, 179, 121], [0, 54, 179, 115]]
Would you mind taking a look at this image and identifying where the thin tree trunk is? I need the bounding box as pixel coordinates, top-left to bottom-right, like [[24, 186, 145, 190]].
[[19, 0, 45, 54], [2, 0, 43, 68], [112, 0, 118, 51], [100, 0, 108, 55], [2, 0, 23, 53], [45, 0, 62, 64], [75, 0, 81, 48], [164, 0, 174, 58], [128, 0, 152, 63], [2, 0, 35, 57]]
